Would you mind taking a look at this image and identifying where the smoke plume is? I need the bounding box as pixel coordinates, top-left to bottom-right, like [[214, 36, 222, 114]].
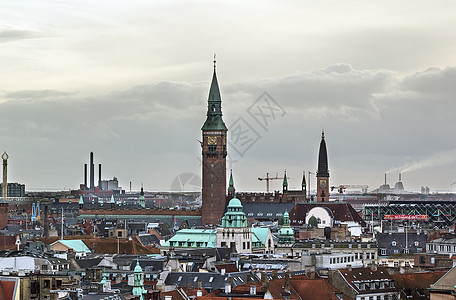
[[386, 148, 456, 174]]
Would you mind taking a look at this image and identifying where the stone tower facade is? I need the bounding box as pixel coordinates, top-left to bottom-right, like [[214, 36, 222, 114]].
[[201, 62, 228, 225]]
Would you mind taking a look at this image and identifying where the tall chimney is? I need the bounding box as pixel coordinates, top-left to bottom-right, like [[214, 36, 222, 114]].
[[90, 152, 94, 189], [399, 173, 402, 182], [84, 164, 88, 189], [384, 173, 387, 185], [98, 164, 102, 188], [44, 205, 49, 238], [1, 152, 8, 200]]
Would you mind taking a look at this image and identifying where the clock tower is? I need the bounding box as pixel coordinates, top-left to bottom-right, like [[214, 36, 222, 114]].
[[316, 131, 329, 202], [201, 59, 228, 225]]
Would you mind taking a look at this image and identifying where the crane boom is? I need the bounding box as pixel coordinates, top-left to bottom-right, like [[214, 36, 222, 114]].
[[258, 172, 284, 193]]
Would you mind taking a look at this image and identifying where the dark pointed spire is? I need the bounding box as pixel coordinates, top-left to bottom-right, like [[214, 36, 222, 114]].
[[317, 131, 329, 178], [283, 170, 288, 192], [302, 170, 306, 189], [228, 169, 235, 197]]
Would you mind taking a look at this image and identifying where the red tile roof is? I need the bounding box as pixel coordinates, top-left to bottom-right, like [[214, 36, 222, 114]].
[[392, 271, 447, 298], [290, 278, 351, 300], [0, 280, 17, 300], [215, 263, 239, 273]]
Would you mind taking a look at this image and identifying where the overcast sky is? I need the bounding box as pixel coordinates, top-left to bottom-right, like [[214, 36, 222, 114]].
[[1, 1, 456, 193]]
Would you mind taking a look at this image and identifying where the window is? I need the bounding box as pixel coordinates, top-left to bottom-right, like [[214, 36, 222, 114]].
[[404, 248, 409, 254], [381, 249, 386, 256], [42, 265, 48, 270], [431, 257, 435, 264], [391, 241, 397, 246], [419, 256, 426, 264], [414, 241, 419, 247], [394, 261, 399, 268]]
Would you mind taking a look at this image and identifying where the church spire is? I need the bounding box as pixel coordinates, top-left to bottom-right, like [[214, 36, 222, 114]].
[[283, 170, 288, 192], [228, 169, 235, 198], [317, 131, 329, 178], [301, 170, 306, 190]]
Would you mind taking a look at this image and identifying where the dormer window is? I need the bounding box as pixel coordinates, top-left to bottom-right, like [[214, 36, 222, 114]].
[[392, 241, 397, 246]]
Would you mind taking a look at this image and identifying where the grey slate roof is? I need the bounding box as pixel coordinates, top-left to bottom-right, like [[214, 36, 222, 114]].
[[377, 232, 428, 256]]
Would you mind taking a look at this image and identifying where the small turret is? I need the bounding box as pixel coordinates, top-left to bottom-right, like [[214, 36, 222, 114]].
[[78, 195, 84, 209], [139, 186, 145, 208], [110, 195, 115, 208]]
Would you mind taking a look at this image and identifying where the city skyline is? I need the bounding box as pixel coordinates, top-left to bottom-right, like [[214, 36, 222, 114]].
[[1, 1, 456, 192]]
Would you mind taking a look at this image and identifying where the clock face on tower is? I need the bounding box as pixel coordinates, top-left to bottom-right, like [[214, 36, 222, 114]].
[[208, 136, 217, 145], [319, 179, 327, 188]]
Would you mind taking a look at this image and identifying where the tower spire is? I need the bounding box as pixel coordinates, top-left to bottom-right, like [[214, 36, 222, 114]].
[[213, 54, 216, 71], [228, 169, 235, 198], [283, 170, 288, 192]]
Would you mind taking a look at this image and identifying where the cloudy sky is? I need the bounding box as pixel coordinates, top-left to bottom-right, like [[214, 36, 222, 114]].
[[1, 1, 456, 193]]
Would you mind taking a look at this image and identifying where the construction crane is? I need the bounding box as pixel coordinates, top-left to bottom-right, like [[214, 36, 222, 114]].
[[258, 172, 286, 193], [331, 185, 369, 194]]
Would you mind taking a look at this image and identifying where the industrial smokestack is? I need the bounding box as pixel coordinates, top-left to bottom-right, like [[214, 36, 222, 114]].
[[90, 152, 94, 189], [84, 164, 88, 189], [44, 205, 49, 238], [399, 173, 402, 182], [98, 164, 102, 189], [384, 173, 387, 185], [2, 152, 8, 200]]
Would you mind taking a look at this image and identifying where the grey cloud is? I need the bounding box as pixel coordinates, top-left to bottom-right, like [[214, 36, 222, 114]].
[[1, 64, 455, 191], [0, 28, 45, 43]]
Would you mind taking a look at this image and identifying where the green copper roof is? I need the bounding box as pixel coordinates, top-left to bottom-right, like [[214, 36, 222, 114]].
[[55, 239, 91, 253], [227, 197, 242, 208], [78, 195, 84, 205], [278, 210, 295, 244], [162, 229, 217, 248], [283, 171, 288, 187], [134, 260, 143, 273], [110, 195, 115, 203], [222, 197, 247, 228], [251, 227, 269, 246], [201, 69, 228, 131]]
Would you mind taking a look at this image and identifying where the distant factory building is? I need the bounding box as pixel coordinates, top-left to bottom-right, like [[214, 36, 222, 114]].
[[0, 182, 25, 197], [72, 152, 124, 196]]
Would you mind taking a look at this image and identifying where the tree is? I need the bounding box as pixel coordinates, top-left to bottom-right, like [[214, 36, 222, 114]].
[[308, 216, 318, 228]]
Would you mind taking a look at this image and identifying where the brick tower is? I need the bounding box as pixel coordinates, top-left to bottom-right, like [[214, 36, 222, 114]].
[[316, 131, 329, 202], [201, 59, 228, 225]]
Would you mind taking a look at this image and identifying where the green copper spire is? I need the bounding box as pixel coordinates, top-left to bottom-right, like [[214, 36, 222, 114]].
[[132, 260, 145, 299], [283, 170, 288, 187], [278, 210, 294, 244], [201, 57, 228, 131], [110, 195, 115, 204], [229, 170, 234, 187], [221, 198, 247, 228], [78, 195, 84, 205]]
